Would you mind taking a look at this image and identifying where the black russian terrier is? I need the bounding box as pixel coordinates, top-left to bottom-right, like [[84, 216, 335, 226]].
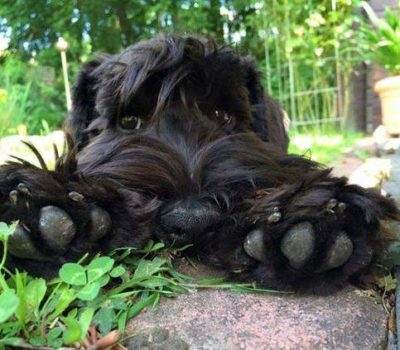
[[1, 34, 399, 294]]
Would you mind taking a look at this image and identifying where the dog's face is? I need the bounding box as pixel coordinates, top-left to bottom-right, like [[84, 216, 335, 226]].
[[68, 34, 290, 246], [69, 35, 288, 150]]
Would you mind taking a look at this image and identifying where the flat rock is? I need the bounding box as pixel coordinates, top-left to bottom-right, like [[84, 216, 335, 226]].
[[349, 158, 392, 189], [127, 264, 387, 350]]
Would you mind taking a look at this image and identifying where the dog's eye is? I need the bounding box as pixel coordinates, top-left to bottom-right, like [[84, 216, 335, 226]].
[[120, 116, 143, 129], [215, 111, 232, 125]]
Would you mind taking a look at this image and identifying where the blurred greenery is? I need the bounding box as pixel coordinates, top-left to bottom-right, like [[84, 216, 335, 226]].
[[0, 0, 393, 135], [0, 56, 66, 135], [362, 2, 400, 75], [288, 131, 363, 164]]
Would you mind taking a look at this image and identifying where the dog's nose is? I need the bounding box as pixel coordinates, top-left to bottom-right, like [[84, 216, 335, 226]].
[[160, 200, 220, 238]]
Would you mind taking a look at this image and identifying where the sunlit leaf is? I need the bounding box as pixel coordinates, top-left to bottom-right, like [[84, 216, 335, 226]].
[[0, 289, 19, 323], [77, 282, 101, 301], [93, 306, 116, 335], [87, 256, 114, 282], [25, 278, 46, 312], [133, 257, 167, 279], [62, 316, 82, 344], [110, 265, 126, 278], [59, 263, 87, 285], [78, 308, 95, 337]]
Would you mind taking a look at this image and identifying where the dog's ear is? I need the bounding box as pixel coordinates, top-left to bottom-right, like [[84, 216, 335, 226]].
[[241, 57, 289, 152], [65, 55, 109, 148]]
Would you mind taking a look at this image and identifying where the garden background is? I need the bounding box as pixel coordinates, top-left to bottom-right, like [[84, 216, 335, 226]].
[[0, 0, 397, 144]]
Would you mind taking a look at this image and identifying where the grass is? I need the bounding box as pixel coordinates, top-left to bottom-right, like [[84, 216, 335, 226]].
[[288, 131, 365, 165]]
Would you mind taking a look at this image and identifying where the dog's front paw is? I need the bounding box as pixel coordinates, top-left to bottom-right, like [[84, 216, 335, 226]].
[[0, 164, 112, 275], [240, 181, 399, 293]]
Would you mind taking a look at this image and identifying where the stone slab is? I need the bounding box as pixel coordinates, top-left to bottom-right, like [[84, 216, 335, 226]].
[[128, 284, 386, 350]]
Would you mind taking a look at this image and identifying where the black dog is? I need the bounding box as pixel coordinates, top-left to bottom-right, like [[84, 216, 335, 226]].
[[1, 34, 398, 294]]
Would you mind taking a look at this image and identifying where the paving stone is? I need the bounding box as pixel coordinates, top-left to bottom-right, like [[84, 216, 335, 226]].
[[126, 262, 387, 350], [128, 280, 386, 350]]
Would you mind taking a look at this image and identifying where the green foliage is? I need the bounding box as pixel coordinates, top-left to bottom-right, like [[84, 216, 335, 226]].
[[243, 0, 365, 128], [0, 0, 227, 61], [0, 56, 65, 136], [361, 2, 400, 76], [0, 222, 279, 348], [0, 1, 372, 133]]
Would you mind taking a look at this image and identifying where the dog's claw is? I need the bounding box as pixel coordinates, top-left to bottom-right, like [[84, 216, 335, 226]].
[[9, 190, 18, 205], [325, 198, 347, 215], [280, 222, 315, 269], [68, 191, 85, 202], [39, 206, 76, 251], [8, 224, 52, 261], [267, 211, 281, 224], [17, 183, 30, 196], [243, 229, 266, 262], [321, 232, 353, 271], [326, 198, 338, 210], [89, 207, 111, 241]]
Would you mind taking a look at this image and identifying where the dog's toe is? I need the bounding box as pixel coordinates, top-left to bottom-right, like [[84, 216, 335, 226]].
[[320, 232, 353, 271], [243, 229, 266, 262], [89, 206, 112, 241], [39, 205, 76, 251], [8, 224, 52, 260], [280, 222, 315, 269]]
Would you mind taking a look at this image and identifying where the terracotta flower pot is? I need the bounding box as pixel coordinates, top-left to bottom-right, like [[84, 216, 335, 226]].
[[374, 75, 400, 135]]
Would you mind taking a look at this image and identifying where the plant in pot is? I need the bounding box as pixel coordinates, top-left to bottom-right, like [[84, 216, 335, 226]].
[[362, 2, 400, 135]]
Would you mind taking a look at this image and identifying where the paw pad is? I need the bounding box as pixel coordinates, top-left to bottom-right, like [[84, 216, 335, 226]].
[[321, 232, 353, 271], [280, 222, 315, 269], [243, 229, 266, 262], [39, 206, 76, 251], [89, 207, 112, 241], [8, 224, 52, 261]]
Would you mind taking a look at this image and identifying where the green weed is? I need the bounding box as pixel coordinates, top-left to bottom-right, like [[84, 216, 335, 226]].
[[0, 222, 280, 348]]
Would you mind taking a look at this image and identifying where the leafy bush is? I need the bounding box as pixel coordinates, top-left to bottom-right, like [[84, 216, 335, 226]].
[[362, 2, 400, 75]]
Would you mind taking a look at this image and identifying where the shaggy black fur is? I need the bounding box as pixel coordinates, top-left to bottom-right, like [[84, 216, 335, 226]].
[[0, 34, 399, 294]]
